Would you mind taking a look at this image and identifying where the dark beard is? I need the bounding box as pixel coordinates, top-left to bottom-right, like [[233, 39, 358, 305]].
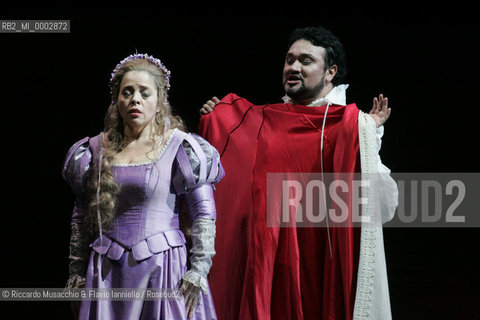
[[286, 80, 325, 104]]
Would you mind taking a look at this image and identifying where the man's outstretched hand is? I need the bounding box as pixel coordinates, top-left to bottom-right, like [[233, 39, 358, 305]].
[[199, 96, 220, 115], [369, 94, 391, 128]]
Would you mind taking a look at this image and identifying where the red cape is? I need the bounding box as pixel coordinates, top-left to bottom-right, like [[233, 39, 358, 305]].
[[199, 93, 361, 320]]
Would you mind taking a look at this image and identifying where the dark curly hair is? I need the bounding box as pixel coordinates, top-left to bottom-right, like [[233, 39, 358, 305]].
[[287, 26, 347, 86]]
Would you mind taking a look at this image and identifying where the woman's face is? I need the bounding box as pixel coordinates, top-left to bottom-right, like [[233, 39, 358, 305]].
[[117, 70, 159, 133]]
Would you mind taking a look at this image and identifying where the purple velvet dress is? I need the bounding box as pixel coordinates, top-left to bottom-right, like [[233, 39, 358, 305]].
[[63, 129, 224, 320]]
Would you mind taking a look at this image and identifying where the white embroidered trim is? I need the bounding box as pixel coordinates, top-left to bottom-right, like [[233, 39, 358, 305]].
[[112, 128, 178, 167], [354, 112, 380, 320]]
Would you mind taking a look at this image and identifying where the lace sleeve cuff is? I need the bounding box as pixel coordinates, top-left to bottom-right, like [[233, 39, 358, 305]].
[[181, 270, 209, 295], [65, 275, 86, 289]]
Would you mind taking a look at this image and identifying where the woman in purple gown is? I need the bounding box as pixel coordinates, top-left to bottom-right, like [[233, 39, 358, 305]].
[[62, 53, 224, 319]]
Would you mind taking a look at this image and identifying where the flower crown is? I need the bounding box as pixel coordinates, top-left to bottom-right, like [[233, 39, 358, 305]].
[[109, 53, 171, 103]]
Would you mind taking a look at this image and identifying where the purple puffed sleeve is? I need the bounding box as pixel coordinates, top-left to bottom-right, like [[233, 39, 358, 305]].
[[62, 137, 92, 223], [62, 137, 95, 288], [173, 133, 225, 221]]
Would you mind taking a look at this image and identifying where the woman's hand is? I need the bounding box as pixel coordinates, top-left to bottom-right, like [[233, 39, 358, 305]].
[[178, 280, 201, 318]]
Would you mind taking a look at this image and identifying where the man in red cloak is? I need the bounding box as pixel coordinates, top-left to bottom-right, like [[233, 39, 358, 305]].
[[198, 26, 398, 320]]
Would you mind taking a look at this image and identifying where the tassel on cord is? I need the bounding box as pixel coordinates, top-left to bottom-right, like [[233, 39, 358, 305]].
[[320, 102, 333, 258]]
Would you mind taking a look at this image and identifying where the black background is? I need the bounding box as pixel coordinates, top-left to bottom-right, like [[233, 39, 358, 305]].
[[1, 2, 479, 319]]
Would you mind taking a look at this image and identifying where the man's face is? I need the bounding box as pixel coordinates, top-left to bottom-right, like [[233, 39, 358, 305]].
[[282, 39, 328, 103]]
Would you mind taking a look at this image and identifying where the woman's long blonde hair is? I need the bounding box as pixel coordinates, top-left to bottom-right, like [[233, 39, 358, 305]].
[[85, 57, 185, 231]]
